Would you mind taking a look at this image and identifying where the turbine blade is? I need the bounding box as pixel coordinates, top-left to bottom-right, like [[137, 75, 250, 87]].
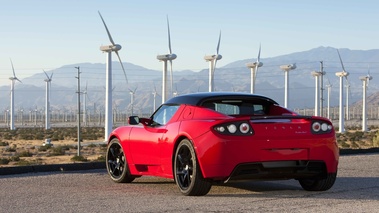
[[216, 31, 221, 55], [167, 16, 172, 54], [115, 51, 128, 84], [98, 11, 116, 46], [43, 70, 49, 79], [10, 59, 16, 78], [50, 71, 54, 80], [257, 43, 261, 62], [336, 49, 346, 72]]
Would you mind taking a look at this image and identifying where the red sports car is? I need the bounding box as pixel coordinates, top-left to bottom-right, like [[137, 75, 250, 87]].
[[106, 92, 339, 196]]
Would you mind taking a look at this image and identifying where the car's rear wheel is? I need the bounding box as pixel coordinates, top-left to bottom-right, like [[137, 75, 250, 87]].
[[174, 139, 212, 196], [299, 173, 337, 191], [106, 138, 135, 183]]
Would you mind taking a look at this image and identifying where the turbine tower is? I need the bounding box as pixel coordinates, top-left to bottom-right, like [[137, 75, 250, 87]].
[[204, 31, 222, 92], [280, 63, 296, 108], [157, 16, 176, 103], [43, 70, 53, 130], [246, 44, 263, 94], [325, 76, 332, 119], [360, 72, 372, 132], [336, 49, 349, 133], [311, 71, 322, 116], [9, 59, 21, 130], [98, 11, 128, 141]]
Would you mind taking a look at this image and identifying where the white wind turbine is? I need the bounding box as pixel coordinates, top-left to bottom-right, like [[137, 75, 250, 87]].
[[325, 75, 332, 119], [128, 87, 137, 115], [98, 11, 128, 140], [9, 59, 21, 130], [43, 70, 53, 129], [360, 69, 373, 132], [246, 44, 263, 94], [335, 49, 349, 133], [152, 83, 160, 112], [280, 63, 296, 108], [82, 82, 89, 126], [204, 31, 222, 92], [157, 16, 176, 103]]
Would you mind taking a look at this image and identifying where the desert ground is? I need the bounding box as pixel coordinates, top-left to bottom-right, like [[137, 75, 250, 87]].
[[0, 139, 106, 167]]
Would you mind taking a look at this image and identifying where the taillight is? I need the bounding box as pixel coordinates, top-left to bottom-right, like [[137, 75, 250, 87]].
[[311, 121, 332, 134], [214, 122, 253, 135]]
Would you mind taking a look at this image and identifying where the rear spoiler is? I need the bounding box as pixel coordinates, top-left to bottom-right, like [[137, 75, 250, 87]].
[[250, 115, 312, 120], [249, 115, 314, 123]]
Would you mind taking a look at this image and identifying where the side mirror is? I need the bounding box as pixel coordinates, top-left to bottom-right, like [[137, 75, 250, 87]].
[[128, 116, 140, 125]]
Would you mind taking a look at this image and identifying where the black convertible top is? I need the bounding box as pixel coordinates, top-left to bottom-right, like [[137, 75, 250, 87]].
[[164, 92, 278, 106]]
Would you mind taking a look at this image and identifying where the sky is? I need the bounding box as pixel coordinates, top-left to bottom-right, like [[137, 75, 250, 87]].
[[0, 0, 378, 86]]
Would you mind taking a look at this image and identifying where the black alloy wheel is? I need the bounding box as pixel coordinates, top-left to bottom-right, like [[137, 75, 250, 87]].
[[174, 139, 211, 196], [106, 138, 135, 183]]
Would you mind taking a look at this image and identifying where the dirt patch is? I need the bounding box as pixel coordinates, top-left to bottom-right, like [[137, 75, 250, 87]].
[[0, 139, 106, 167]]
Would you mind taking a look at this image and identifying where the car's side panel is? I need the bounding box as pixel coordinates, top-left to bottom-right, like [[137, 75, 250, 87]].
[[128, 125, 166, 165]]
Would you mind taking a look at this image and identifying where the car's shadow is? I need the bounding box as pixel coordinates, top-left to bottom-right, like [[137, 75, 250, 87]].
[[205, 177, 379, 199]]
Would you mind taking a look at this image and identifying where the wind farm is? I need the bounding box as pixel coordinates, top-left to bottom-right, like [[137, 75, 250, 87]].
[[1, 5, 379, 143]]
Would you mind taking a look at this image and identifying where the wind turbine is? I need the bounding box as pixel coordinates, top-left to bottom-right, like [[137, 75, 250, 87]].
[[204, 31, 222, 92], [279, 63, 296, 108], [9, 59, 21, 130], [82, 81, 90, 126], [360, 69, 373, 132], [335, 49, 349, 133], [157, 16, 176, 103], [98, 11, 128, 140], [246, 44, 263, 94], [43, 70, 53, 129], [152, 83, 160, 112], [128, 87, 137, 115]]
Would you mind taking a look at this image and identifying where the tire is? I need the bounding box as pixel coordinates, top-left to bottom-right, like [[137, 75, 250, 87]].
[[299, 173, 337, 191], [106, 138, 135, 183], [174, 139, 212, 196]]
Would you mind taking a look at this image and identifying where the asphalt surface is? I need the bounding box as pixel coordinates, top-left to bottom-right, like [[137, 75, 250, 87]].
[[0, 153, 378, 212], [1, 148, 378, 176]]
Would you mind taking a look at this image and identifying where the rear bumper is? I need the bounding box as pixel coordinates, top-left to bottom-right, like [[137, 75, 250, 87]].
[[194, 131, 339, 180], [225, 160, 327, 182]]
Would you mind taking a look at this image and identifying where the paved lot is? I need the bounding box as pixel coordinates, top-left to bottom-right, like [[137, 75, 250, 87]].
[[0, 154, 378, 213]]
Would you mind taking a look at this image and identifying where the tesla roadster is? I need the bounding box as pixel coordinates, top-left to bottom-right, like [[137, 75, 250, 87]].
[[106, 92, 339, 196]]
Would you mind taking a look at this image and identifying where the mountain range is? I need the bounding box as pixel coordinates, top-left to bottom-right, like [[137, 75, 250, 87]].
[[0, 46, 378, 115]]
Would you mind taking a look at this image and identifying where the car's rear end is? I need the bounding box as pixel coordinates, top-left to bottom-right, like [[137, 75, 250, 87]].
[[195, 114, 338, 190]]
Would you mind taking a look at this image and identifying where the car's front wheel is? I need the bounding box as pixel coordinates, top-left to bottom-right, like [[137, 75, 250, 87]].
[[299, 173, 337, 191], [106, 138, 135, 183], [174, 139, 212, 196]]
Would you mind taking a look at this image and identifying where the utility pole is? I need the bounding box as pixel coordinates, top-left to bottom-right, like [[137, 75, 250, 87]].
[[75, 66, 81, 156]]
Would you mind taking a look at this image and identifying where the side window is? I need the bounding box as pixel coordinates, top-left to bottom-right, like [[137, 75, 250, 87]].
[[151, 105, 180, 125]]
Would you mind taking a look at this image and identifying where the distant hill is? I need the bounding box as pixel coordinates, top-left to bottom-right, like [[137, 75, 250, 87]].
[[0, 46, 378, 114]]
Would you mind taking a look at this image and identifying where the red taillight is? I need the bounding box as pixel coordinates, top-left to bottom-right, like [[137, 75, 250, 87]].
[[214, 122, 253, 135], [311, 121, 333, 134], [239, 123, 250, 134]]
